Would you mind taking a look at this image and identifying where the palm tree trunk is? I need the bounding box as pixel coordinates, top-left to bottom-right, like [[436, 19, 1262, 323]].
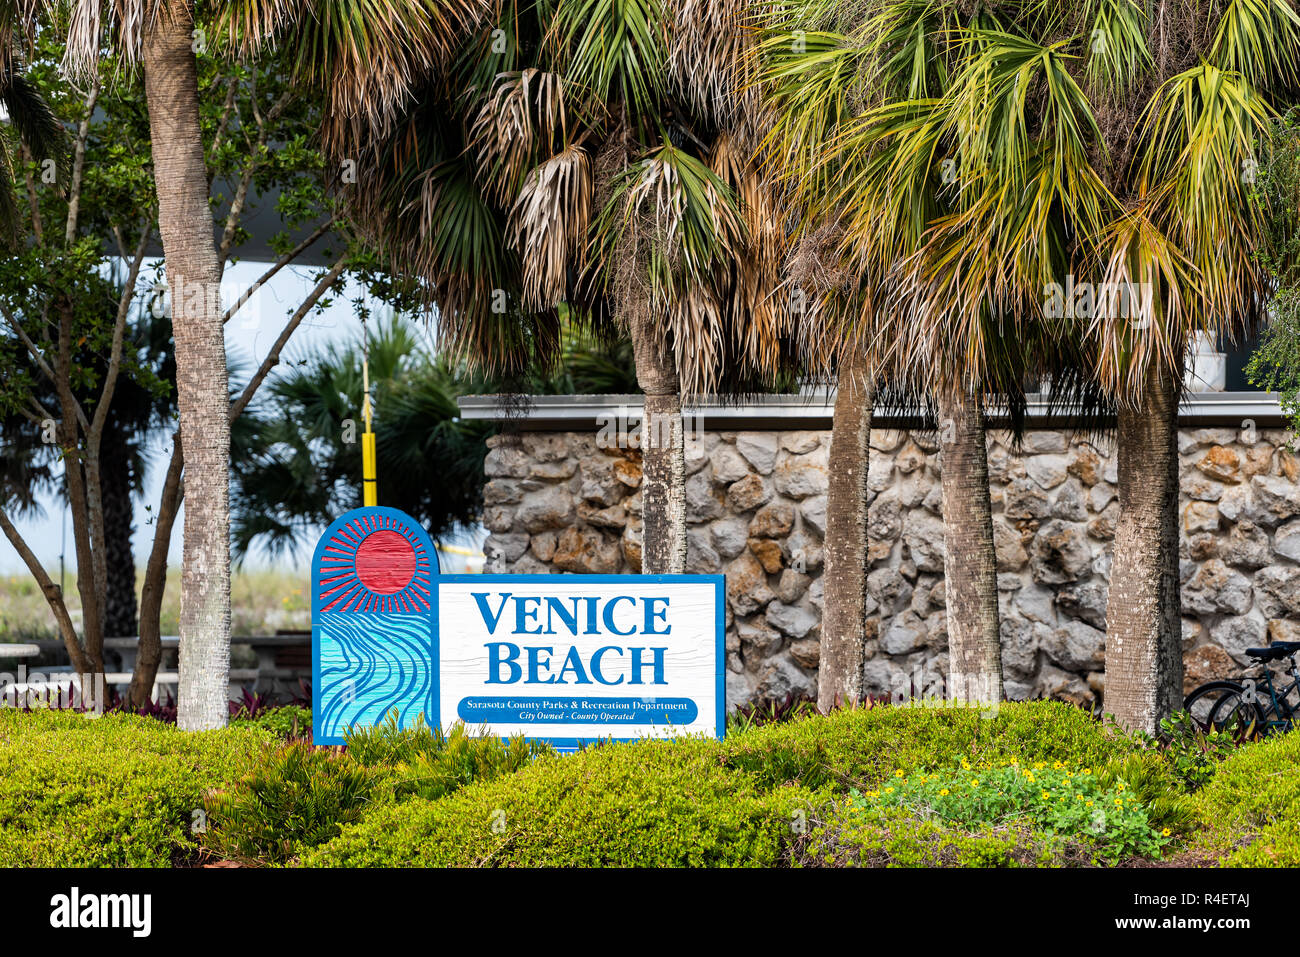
[[817, 350, 872, 710], [143, 6, 231, 730], [1104, 354, 1183, 734], [630, 313, 686, 574], [937, 389, 1003, 704]]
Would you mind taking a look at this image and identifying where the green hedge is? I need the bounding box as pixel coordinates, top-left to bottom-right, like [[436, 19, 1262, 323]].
[[302, 736, 820, 867], [303, 700, 1134, 867], [0, 710, 270, 866], [5, 701, 1285, 868], [1196, 728, 1300, 866], [719, 699, 1133, 790]]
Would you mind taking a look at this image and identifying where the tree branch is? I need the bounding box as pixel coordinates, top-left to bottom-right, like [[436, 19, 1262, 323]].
[[221, 216, 336, 325], [230, 255, 348, 422]]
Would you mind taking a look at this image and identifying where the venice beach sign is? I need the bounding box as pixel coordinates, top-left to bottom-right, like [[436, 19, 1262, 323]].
[[311, 506, 725, 747]]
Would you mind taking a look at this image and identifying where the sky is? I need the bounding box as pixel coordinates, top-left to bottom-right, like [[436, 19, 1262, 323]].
[[0, 259, 485, 576]]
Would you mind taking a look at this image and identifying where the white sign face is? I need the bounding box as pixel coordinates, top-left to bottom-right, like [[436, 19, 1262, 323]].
[[437, 575, 725, 747]]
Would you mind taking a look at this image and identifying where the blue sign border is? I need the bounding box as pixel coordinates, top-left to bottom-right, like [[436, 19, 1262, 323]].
[[435, 573, 727, 751], [311, 506, 727, 749], [311, 506, 441, 746]]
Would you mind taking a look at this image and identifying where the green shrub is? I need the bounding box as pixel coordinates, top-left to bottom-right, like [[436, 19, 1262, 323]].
[[230, 705, 312, 739], [1196, 728, 1300, 866], [720, 700, 1131, 791], [344, 712, 550, 801], [303, 736, 822, 867], [849, 759, 1173, 863], [203, 743, 381, 865], [794, 804, 1071, 867], [202, 714, 550, 864], [0, 709, 270, 866]]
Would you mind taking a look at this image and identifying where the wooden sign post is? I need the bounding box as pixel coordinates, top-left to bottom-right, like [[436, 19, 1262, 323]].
[[312, 506, 725, 747]]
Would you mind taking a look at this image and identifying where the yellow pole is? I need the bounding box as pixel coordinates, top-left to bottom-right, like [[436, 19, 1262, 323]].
[[361, 325, 378, 507]]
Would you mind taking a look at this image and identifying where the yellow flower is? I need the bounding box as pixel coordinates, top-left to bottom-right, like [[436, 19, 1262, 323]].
[[1115, 798, 1124, 807], [894, 770, 905, 778], [970, 779, 980, 787], [1085, 801, 1094, 808], [1082, 768, 1092, 775], [1052, 761, 1063, 769], [939, 788, 950, 796], [1041, 791, 1050, 800], [884, 787, 894, 794], [1117, 781, 1126, 792], [1077, 793, 1084, 800], [961, 760, 971, 770], [1161, 828, 1171, 837]]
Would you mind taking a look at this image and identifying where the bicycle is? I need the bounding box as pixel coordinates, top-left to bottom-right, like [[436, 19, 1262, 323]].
[[1183, 640, 1300, 738]]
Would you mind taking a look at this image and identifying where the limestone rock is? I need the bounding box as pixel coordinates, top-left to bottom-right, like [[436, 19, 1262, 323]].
[[1249, 475, 1300, 526], [1209, 612, 1268, 661], [1183, 644, 1238, 695], [788, 637, 820, 670], [767, 601, 819, 639], [993, 518, 1029, 571], [484, 445, 530, 478], [726, 474, 772, 512], [1196, 445, 1241, 483], [1273, 518, 1300, 561], [685, 471, 724, 522], [736, 432, 779, 475], [726, 552, 775, 616], [1254, 565, 1300, 619], [710, 446, 751, 484], [1182, 501, 1221, 534], [881, 613, 927, 655], [1054, 582, 1108, 630], [1004, 478, 1052, 520], [748, 537, 785, 574], [1181, 559, 1253, 616], [750, 502, 796, 538], [685, 528, 721, 574], [1041, 619, 1105, 671], [612, 458, 643, 488], [553, 526, 621, 574], [1026, 454, 1069, 490], [1030, 520, 1093, 584], [775, 568, 812, 603], [485, 533, 530, 565], [773, 462, 828, 499], [799, 496, 828, 538], [710, 516, 749, 559]]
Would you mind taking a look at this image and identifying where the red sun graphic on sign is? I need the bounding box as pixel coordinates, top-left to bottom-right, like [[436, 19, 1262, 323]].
[[317, 513, 433, 612], [354, 530, 417, 594]]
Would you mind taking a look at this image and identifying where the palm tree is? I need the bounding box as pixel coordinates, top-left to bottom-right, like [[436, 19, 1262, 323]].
[[766, 0, 1297, 732], [232, 0, 791, 575], [54, 0, 486, 728], [759, 1, 1020, 707]]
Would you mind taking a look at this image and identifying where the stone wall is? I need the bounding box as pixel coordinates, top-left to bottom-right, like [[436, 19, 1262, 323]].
[[480, 423, 1300, 710]]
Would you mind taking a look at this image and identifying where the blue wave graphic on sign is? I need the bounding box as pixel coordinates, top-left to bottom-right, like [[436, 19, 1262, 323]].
[[316, 612, 435, 740]]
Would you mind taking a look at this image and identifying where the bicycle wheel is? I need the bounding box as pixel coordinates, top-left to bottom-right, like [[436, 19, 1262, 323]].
[[1183, 681, 1247, 732], [1207, 687, 1270, 739]]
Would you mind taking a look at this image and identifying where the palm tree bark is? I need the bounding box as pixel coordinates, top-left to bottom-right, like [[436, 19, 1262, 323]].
[[936, 389, 1003, 704], [817, 350, 872, 710], [630, 313, 686, 574], [1105, 354, 1184, 734], [143, 6, 231, 730]]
